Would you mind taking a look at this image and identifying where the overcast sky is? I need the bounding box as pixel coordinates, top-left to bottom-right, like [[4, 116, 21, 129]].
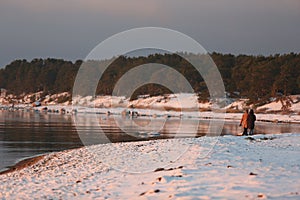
[[0, 0, 300, 67]]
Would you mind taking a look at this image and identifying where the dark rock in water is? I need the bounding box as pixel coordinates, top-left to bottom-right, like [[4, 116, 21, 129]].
[[42, 107, 48, 111]]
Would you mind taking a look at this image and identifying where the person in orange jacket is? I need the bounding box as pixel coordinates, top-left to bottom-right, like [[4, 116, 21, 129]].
[[239, 109, 248, 136]]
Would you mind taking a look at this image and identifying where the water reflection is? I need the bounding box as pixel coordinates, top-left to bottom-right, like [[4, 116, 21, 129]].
[[1, 110, 300, 171], [0, 111, 82, 171]]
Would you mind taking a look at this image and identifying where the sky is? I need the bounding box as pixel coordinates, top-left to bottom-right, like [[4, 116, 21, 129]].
[[0, 0, 300, 68]]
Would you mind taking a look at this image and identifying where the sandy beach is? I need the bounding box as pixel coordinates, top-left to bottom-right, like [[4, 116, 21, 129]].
[[1, 133, 299, 199]]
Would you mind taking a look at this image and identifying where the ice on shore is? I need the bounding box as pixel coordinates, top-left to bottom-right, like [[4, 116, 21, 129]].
[[0, 134, 299, 199]]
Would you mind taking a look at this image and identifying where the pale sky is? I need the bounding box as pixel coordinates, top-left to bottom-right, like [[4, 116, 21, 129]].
[[0, 0, 300, 67]]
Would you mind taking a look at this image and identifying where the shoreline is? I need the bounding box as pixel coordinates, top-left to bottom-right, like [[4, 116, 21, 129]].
[[0, 155, 45, 175], [1, 105, 300, 124], [1, 131, 300, 176]]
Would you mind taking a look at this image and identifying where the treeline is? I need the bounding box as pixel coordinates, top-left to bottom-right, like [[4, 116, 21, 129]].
[[0, 58, 81, 95], [0, 53, 299, 102]]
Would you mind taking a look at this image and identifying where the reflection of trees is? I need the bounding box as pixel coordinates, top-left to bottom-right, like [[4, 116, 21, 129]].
[[1, 111, 82, 151]]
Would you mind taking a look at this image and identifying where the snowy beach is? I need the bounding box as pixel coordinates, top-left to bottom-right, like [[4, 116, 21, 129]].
[[0, 133, 299, 199]]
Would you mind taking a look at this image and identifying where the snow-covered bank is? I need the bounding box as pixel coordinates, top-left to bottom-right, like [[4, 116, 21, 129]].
[[8, 105, 300, 124], [2, 93, 300, 124], [2, 93, 300, 113], [1, 134, 299, 199]]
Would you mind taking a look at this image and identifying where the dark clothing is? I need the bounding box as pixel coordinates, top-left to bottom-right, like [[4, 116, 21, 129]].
[[242, 128, 248, 136], [247, 113, 256, 129]]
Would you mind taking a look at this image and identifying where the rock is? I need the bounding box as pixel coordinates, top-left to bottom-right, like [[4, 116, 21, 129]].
[[257, 193, 266, 198], [139, 192, 146, 196], [249, 172, 258, 176], [245, 137, 255, 141], [154, 168, 165, 172]]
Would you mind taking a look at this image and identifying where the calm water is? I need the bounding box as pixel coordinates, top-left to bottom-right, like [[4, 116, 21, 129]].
[[1, 110, 300, 172]]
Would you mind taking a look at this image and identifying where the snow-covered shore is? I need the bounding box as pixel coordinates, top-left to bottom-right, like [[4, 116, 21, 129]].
[[2, 93, 300, 123], [1, 134, 299, 199], [2, 105, 300, 124]]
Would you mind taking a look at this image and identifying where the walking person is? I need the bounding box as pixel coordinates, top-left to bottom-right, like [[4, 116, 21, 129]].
[[239, 109, 248, 136], [247, 109, 256, 135]]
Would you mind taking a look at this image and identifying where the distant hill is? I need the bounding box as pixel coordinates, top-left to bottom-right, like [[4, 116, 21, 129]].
[[0, 53, 299, 102]]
